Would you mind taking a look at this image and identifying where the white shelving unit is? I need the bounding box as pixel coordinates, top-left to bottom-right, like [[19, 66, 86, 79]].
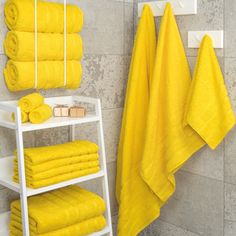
[[0, 96, 113, 236]]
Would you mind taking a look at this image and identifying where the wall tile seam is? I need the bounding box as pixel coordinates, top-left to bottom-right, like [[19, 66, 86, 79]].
[[224, 180, 236, 186], [224, 219, 236, 223]]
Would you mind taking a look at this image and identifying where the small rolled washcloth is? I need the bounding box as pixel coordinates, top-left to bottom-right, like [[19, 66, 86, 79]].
[[10, 185, 106, 236], [4, 31, 83, 61], [4, 60, 82, 92], [29, 104, 52, 124], [4, 0, 83, 33], [18, 93, 44, 113]]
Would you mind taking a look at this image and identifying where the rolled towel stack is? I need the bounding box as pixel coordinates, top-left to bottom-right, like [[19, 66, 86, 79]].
[[4, 0, 84, 92], [12, 93, 52, 124], [10, 185, 107, 236], [13, 140, 100, 188]]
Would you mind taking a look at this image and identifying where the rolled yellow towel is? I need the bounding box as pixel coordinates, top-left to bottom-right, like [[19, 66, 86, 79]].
[[29, 104, 52, 124], [18, 93, 44, 113], [4, 60, 82, 92], [11, 111, 29, 123], [4, 31, 83, 61], [4, 0, 83, 33]]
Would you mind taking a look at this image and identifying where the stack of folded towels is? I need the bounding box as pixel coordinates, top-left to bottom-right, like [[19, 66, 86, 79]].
[[13, 93, 52, 124], [4, 0, 84, 92], [10, 185, 107, 236], [13, 140, 100, 188]]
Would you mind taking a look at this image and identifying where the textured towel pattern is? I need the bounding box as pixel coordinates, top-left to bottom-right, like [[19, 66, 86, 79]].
[[4, 60, 82, 92], [13, 140, 100, 188], [18, 93, 44, 112], [5, 31, 83, 61], [10, 186, 106, 236], [5, 0, 83, 33], [29, 104, 52, 124]]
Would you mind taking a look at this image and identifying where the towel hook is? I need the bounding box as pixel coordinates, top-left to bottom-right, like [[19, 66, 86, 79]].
[[194, 34, 202, 42], [177, 0, 184, 8]]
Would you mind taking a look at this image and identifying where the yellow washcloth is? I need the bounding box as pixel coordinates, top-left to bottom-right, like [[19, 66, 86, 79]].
[[5, 0, 83, 33], [116, 5, 158, 236], [29, 104, 52, 124], [4, 60, 82, 91], [10, 186, 106, 234], [4, 31, 83, 61], [10, 216, 106, 236], [18, 93, 44, 113], [11, 111, 29, 123], [184, 35, 236, 149], [14, 153, 99, 174]]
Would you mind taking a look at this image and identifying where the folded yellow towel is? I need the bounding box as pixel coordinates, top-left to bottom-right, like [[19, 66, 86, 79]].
[[10, 216, 106, 236], [18, 93, 44, 113], [116, 5, 158, 236], [4, 60, 82, 91], [29, 104, 52, 124], [15, 140, 99, 165], [14, 153, 99, 174], [5, 0, 83, 33], [11, 111, 29, 123], [14, 160, 100, 181], [184, 35, 236, 149], [5, 31, 83, 61], [10, 186, 106, 234]]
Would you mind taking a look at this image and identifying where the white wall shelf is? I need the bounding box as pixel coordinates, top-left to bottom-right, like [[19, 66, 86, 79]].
[[138, 0, 197, 17], [0, 96, 113, 236]]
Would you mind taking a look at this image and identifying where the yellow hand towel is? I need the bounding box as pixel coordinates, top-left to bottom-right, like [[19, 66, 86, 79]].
[[184, 35, 235, 149], [141, 2, 205, 213], [4, 31, 83, 61], [14, 160, 100, 181], [29, 104, 52, 124], [5, 0, 83, 33], [14, 153, 99, 174], [4, 60, 82, 92], [116, 5, 159, 236], [14, 167, 100, 188], [18, 93, 44, 113], [11, 111, 29, 123], [15, 140, 99, 165], [10, 186, 106, 234], [10, 216, 106, 236]]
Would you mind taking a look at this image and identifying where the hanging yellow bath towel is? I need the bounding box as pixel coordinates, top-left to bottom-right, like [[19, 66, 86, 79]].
[[10, 185, 106, 235], [116, 5, 160, 236], [5, 31, 83, 61], [4, 60, 82, 91], [5, 0, 83, 33], [184, 35, 236, 149]]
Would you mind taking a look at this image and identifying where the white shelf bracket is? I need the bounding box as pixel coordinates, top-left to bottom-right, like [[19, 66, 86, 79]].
[[138, 0, 197, 17], [188, 31, 224, 48]]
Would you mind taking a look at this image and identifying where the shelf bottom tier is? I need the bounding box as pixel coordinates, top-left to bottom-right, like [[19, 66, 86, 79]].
[[0, 211, 110, 236]]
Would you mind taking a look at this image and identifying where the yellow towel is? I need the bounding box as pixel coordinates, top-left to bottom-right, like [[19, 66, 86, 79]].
[[10, 216, 106, 236], [116, 5, 158, 236], [15, 140, 99, 165], [5, 0, 83, 33], [14, 160, 100, 180], [184, 35, 236, 149], [11, 111, 29, 123], [10, 186, 106, 234], [4, 60, 82, 92], [29, 104, 52, 124], [14, 153, 99, 174], [18, 93, 44, 113], [4, 31, 83, 61]]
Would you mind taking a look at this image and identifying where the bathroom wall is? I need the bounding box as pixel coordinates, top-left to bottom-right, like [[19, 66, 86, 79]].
[[0, 0, 134, 231]]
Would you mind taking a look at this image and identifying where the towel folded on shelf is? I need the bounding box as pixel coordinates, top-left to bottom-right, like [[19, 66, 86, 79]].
[[9, 186, 106, 236], [5, 0, 83, 33], [11, 111, 29, 123], [5, 31, 83, 61], [29, 104, 52, 124], [18, 93, 44, 113], [4, 60, 82, 92], [13, 140, 100, 188]]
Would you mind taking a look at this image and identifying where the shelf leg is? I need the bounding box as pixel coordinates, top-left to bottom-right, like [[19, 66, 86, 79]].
[[96, 100, 113, 236], [15, 108, 30, 236]]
